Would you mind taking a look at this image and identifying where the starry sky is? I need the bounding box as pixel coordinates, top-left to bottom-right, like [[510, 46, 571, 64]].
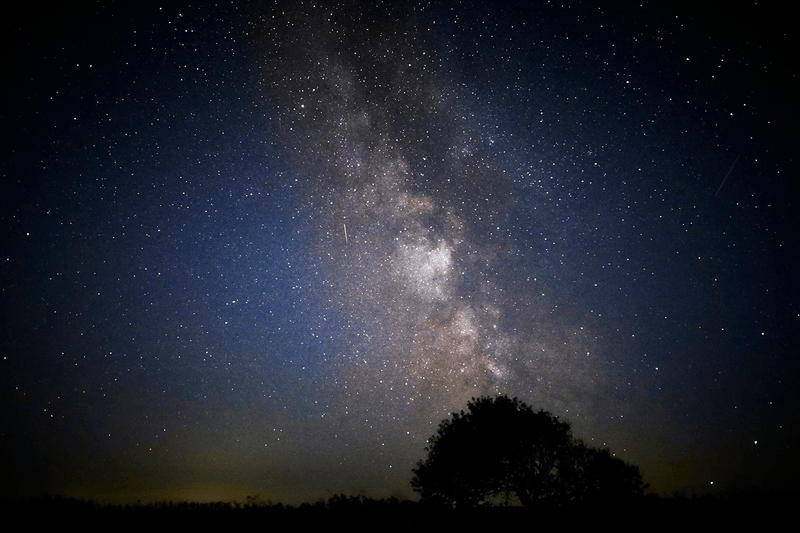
[[2, 0, 798, 504]]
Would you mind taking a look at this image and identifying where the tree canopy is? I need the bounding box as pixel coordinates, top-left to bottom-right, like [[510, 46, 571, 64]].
[[411, 395, 648, 507]]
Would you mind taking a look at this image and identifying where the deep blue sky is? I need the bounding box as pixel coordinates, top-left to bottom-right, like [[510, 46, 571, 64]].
[[2, 0, 797, 503]]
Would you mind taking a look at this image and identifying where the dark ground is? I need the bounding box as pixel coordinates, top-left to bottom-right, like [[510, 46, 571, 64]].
[[3, 492, 790, 531]]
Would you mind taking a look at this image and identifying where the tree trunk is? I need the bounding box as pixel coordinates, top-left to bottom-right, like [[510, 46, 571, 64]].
[[517, 489, 534, 507]]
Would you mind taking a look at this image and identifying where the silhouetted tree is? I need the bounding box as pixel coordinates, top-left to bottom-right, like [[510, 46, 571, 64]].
[[411, 395, 647, 507]]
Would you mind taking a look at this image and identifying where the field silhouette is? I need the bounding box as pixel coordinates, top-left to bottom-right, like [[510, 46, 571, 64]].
[[3, 491, 790, 531]]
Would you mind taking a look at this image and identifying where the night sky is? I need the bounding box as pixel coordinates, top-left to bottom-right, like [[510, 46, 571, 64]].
[[2, 0, 798, 504]]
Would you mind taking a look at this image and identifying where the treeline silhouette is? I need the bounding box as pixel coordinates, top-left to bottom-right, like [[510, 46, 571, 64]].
[[2, 491, 789, 530]]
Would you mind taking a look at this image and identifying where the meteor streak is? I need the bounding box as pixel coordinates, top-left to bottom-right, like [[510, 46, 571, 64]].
[[715, 154, 740, 196]]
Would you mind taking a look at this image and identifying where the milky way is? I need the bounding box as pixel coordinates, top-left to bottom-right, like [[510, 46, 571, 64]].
[[253, 1, 612, 442]]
